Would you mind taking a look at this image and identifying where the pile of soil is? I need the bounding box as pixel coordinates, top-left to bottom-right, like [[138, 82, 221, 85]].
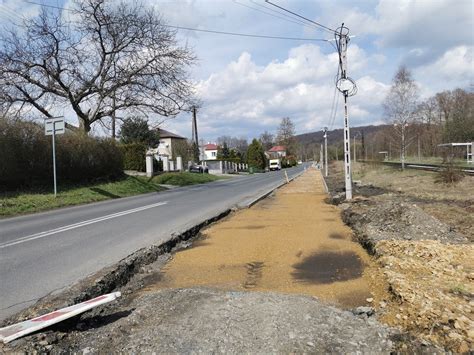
[[340, 194, 467, 248], [325, 165, 473, 352]]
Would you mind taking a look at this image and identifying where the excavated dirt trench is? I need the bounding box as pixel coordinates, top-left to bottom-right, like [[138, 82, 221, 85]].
[[140, 169, 389, 309]]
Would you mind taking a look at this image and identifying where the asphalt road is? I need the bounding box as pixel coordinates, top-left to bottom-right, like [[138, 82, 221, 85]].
[[0, 165, 307, 321]]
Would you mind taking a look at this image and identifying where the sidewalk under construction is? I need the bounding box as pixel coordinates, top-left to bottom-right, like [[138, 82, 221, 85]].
[[143, 168, 387, 308], [2, 168, 396, 353]]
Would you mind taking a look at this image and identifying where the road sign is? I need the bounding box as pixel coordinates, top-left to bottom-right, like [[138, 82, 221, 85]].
[[0, 292, 121, 343], [45, 117, 65, 136]]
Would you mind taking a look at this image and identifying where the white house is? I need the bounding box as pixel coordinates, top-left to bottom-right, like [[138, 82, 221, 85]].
[[155, 129, 186, 160], [202, 143, 218, 160]]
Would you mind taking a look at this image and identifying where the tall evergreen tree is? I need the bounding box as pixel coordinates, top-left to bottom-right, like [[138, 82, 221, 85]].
[[246, 139, 266, 169]]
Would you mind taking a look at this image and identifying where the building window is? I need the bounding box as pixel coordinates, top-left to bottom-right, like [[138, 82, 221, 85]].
[[212, 151, 216, 157]]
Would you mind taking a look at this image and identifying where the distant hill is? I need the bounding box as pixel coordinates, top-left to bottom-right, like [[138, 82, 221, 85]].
[[296, 124, 389, 146]]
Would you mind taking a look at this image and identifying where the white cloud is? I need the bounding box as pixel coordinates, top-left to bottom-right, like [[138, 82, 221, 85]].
[[166, 43, 388, 140], [11, 0, 471, 141], [323, 0, 472, 49], [416, 46, 473, 88]]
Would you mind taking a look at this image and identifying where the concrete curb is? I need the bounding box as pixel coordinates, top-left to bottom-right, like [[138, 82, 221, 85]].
[[239, 169, 307, 209]]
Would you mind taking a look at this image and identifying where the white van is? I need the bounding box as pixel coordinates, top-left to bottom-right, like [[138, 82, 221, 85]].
[[269, 159, 281, 171]]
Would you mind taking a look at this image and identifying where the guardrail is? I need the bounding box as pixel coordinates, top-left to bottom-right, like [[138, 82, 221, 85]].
[[359, 161, 474, 176]]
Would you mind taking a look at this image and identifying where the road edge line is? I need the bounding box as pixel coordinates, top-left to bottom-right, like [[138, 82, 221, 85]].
[[0, 209, 232, 329]]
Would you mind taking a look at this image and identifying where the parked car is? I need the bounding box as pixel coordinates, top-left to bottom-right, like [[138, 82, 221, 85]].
[[189, 164, 209, 173]]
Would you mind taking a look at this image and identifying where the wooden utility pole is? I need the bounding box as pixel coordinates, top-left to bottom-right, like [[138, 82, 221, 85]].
[[191, 106, 200, 163], [192, 106, 199, 145], [111, 93, 116, 139]]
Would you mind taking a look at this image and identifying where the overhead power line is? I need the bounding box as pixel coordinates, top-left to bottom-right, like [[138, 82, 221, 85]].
[[264, 0, 338, 35], [233, 0, 322, 31], [21, 0, 330, 42], [0, 4, 27, 23], [23, 0, 68, 11], [163, 24, 329, 41], [249, 0, 320, 29]]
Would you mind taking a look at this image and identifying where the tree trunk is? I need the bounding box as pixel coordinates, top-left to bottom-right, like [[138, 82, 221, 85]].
[[401, 125, 405, 170], [79, 118, 91, 134]]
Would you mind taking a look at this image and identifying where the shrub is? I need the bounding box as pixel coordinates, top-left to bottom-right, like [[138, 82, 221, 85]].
[[119, 143, 147, 171], [434, 162, 464, 184], [0, 118, 123, 190], [57, 134, 123, 182], [281, 156, 297, 168], [0, 118, 51, 187]]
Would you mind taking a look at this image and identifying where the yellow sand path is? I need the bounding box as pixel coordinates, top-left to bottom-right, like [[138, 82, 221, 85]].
[[145, 168, 386, 308]]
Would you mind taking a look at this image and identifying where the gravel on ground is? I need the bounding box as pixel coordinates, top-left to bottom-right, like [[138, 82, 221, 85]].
[[42, 288, 396, 354]]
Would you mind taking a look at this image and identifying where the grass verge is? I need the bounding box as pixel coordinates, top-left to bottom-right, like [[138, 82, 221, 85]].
[[152, 172, 223, 186], [0, 173, 224, 218]]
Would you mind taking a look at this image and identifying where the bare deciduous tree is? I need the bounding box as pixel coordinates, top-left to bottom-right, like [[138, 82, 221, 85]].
[[276, 117, 297, 155], [0, 0, 195, 133], [216, 135, 248, 153], [259, 131, 274, 151], [383, 66, 419, 169]]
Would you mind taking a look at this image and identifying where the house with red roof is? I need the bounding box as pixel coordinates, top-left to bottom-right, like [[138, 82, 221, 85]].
[[265, 145, 287, 159], [202, 143, 219, 160]]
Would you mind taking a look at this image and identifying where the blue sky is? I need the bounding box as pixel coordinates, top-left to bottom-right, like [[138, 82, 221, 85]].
[[2, 0, 473, 142]]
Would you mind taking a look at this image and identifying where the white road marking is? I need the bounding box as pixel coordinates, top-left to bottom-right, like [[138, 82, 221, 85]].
[[0, 201, 168, 249]]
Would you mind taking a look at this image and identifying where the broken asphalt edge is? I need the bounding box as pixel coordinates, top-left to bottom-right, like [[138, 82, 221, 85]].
[[1, 170, 308, 331]]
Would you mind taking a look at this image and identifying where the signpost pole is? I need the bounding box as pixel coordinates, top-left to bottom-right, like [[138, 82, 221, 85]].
[[52, 122, 57, 197], [45, 117, 64, 197]]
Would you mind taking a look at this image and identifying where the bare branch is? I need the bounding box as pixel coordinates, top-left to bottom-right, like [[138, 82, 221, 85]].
[[0, 0, 196, 133]]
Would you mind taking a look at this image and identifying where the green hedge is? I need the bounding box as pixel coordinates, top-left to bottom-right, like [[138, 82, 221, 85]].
[[0, 119, 123, 190], [119, 143, 147, 171]]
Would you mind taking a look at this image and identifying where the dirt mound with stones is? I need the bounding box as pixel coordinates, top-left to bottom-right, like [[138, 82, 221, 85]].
[[38, 288, 396, 354], [341, 194, 468, 250], [326, 168, 473, 352]]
